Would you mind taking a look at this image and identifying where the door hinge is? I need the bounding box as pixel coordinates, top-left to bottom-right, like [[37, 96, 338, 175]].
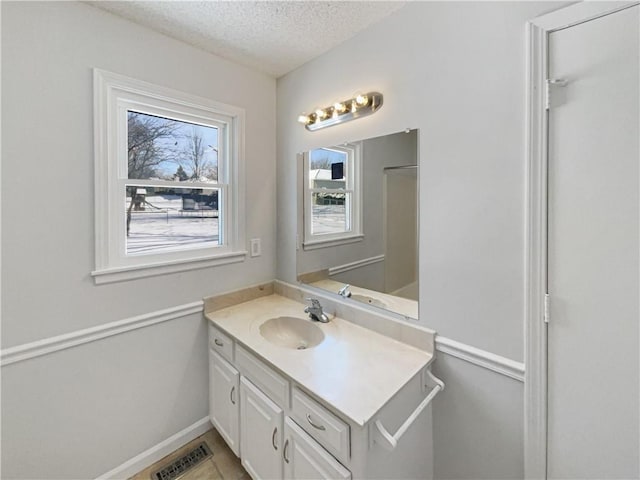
[[544, 293, 550, 324], [545, 78, 568, 110]]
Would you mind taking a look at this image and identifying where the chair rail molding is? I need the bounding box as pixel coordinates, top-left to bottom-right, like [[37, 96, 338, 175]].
[[524, 2, 638, 478], [1, 301, 204, 366], [435, 336, 525, 382], [328, 254, 385, 276]]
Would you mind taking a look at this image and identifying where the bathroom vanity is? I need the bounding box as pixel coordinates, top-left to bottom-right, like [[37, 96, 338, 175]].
[[205, 291, 439, 480]]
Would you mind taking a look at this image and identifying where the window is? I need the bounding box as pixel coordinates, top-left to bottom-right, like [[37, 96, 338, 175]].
[[302, 143, 362, 249], [93, 70, 246, 283]]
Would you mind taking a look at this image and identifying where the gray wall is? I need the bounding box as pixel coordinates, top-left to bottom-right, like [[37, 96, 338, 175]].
[[277, 2, 568, 478], [431, 354, 524, 479], [1, 2, 276, 478]]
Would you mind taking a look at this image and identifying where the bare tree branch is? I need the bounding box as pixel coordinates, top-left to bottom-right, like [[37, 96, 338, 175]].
[[126, 112, 180, 235], [127, 113, 180, 179], [179, 127, 217, 182]]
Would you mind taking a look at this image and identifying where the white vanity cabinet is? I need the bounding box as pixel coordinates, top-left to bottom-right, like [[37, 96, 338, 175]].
[[208, 348, 240, 456], [208, 327, 352, 480], [240, 376, 284, 480], [206, 301, 437, 480], [283, 417, 351, 480]]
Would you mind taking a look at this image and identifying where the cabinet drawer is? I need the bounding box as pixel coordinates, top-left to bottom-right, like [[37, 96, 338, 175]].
[[284, 417, 351, 480], [209, 324, 233, 362], [291, 387, 350, 461], [236, 344, 289, 408]]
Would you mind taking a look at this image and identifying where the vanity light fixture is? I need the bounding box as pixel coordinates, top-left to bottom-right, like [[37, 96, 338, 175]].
[[297, 91, 383, 131]]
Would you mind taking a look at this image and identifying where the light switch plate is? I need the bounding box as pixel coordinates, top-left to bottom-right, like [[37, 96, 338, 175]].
[[250, 238, 261, 257]]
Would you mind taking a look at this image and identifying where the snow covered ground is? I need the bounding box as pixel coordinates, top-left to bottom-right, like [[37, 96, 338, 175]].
[[125, 195, 346, 255], [311, 204, 347, 235], [126, 195, 219, 255]]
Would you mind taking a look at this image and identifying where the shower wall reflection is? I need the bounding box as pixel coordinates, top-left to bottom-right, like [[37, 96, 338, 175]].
[[383, 165, 418, 299]]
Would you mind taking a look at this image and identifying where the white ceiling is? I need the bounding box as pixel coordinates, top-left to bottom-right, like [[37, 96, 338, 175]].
[[89, 1, 407, 77]]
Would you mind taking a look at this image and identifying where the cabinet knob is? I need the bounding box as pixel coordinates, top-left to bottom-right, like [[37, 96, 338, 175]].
[[230, 386, 236, 405], [214, 339, 224, 347], [272, 427, 278, 450]]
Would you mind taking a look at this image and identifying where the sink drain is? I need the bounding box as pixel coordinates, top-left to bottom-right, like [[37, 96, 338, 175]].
[[297, 344, 308, 350]]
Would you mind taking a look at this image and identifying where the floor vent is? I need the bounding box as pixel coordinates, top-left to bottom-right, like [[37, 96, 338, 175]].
[[151, 442, 212, 480]]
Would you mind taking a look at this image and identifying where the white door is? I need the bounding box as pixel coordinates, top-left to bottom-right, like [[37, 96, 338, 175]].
[[240, 376, 284, 480], [547, 5, 639, 478], [283, 418, 351, 480], [209, 349, 240, 456]]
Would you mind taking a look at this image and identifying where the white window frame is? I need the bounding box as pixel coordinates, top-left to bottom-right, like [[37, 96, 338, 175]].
[[92, 69, 246, 284], [302, 142, 363, 250]]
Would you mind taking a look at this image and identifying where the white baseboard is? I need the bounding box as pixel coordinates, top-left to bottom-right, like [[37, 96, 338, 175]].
[[97, 416, 212, 480]]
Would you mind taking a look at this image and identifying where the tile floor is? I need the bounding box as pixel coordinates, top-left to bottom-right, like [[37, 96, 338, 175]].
[[130, 428, 249, 480]]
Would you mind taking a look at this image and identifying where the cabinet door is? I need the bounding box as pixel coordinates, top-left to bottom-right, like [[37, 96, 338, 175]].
[[209, 348, 240, 456], [240, 376, 284, 480], [283, 418, 351, 480]]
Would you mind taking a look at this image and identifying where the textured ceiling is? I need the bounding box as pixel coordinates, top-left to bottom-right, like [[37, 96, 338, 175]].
[[89, 1, 407, 77]]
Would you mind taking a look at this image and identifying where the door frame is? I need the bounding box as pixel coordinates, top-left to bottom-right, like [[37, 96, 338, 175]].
[[524, 2, 639, 478]]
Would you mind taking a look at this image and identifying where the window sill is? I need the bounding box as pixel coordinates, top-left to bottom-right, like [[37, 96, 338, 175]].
[[302, 234, 364, 251], [92, 250, 247, 285]]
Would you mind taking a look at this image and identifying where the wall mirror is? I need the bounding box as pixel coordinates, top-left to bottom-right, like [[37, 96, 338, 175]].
[[297, 129, 419, 320]]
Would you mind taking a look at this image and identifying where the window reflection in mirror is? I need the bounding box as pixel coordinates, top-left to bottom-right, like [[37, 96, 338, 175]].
[[303, 143, 362, 245], [297, 130, 419, 320]]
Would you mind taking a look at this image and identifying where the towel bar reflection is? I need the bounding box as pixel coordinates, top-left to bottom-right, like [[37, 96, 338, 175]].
[[371, 369, 444, 451]]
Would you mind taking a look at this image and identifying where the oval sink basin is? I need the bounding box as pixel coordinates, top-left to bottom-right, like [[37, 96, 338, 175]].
[[351, 294, 387, 309], [259, 316, 325, 350]]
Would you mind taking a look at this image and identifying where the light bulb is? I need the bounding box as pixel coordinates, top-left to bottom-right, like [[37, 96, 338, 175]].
[[334, 102, 347, 114], [355, 94, 369, 106], [315, 108, 329, 120], [297, 114, 311, 125]]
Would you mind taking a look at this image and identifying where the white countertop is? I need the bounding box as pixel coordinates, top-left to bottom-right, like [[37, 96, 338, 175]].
[[205, 294, 433, 427]]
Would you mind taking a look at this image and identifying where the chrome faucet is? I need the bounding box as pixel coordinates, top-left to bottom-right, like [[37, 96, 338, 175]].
[[338, 284, 352, 298], [304, 298, 330, 323]]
